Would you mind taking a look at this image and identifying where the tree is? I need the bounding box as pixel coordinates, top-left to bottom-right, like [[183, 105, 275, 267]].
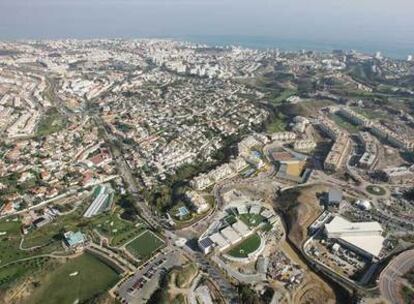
[[238, 284, 261, 304], [403, 188, 414, 202]]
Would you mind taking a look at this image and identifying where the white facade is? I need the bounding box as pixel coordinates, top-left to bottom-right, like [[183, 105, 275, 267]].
[[324, 216, 384, 257]]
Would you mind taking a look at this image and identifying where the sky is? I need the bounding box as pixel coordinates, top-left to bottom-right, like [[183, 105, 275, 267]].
[[0, 0, 413, 55]]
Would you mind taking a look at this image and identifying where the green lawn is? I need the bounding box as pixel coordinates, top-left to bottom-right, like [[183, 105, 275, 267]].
[[0, 257, 52, 289], [89, 211, 145, 247], [239, 213, 265, 228], [329, 113, 360, 133], [351, 106, 388, 120], [366, 185, 386, 196], [36, 108, 65, 137], [266, 113, 287, 133], [227, 234, 261, 258], [126, 230, 165, 261], [28, 253, 120, 304], [271, 89, 297, 104], [0, 217, 62, 267]]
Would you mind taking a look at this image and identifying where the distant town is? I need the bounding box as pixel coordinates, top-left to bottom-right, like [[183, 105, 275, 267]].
[[0, 39, 413, 304]]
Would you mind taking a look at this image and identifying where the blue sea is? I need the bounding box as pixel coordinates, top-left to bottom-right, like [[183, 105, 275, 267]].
[[172, 35, 413, 59]]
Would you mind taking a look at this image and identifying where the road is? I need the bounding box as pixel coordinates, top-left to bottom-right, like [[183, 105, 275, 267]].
[[93, 115, 240, 303], [93, 115, 162, 229], [379, 249, 414, 304]]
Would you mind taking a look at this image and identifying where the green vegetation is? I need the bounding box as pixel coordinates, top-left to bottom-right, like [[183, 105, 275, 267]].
[[0, 257, 52, 289], [147, 272, 169, 304], [88, 210, 145, 247], [36, 108, 65, 137], [329, 113, 360, 133], [277, 99, 334, 118], [172, 294, 186, 304], [28, 254, 119, 304], [174, 263, 198, 288], [366, 185, 386, 196], [261, 222, 273, 232], [265, 112, 287, 133], [227, 234, 261, 258], [237, 284, 262, 304], [270, 89, 297, 105], [402, 188, 414, 202], [400, 151, 414, 163], [224, 214, 237, 226], [351, 106, 388, 120], [400, 285, 414, 304], [0, 172, 41, 197], [403, 267, 414, 284], [116, 193, 139, 221], [125, 230, 165, 261], [142, 132, 248, 213], [0, 217, 61, 266], [239, 213, 265, 228]]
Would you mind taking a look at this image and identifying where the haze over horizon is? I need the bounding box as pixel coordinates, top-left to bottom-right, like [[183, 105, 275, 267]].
[[1, 0, 413, 57]]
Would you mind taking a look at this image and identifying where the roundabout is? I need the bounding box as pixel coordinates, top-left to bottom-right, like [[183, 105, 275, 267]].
[[366, 185, 386, 196]]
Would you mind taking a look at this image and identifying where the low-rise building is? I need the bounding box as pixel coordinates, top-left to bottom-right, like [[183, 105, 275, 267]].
[[64, 231, 86, 250], [186, 191, 210, 214], [324, 216, 384, 258]]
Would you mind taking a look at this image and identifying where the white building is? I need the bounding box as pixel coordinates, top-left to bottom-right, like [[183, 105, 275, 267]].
[[186, 191, 210, 214], [293, 139, 317, 153], [271, 131, 296, 142], [191, 174, 212, 190], [324, 216, 384, 258]]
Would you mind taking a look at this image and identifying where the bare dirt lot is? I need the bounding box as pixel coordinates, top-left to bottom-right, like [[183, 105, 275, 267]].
[[275, 184, 327, 248], [274, 184, 346, 304]]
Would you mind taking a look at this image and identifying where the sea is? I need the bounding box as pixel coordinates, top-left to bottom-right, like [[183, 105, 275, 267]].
[[172, 35, 413, 60]]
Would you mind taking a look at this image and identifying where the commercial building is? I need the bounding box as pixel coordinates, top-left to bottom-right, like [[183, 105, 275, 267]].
[[271, 149, 310, 183], [324, 216, 384, 258]]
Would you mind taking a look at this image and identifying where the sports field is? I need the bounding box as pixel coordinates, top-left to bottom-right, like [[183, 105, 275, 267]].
[[227, 233, 261, 258], [125, 230, 165, 260], [29, 253, 119, 304], [239, 213, 265, 228]]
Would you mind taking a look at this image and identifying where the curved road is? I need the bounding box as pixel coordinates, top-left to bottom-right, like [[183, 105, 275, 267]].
[[379, 249, 414, 304]]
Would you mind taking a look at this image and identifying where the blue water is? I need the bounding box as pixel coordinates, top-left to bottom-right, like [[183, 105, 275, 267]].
[[172, 35, 413, 59]]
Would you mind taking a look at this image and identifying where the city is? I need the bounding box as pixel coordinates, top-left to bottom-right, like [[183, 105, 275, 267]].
[[0, 39, 413, 304]]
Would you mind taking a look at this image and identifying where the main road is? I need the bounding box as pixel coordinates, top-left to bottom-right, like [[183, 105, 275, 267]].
[[93, 115, 240, 303]]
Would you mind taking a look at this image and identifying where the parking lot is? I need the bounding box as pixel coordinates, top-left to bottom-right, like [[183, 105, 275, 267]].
[[116, 249, 181, 304]]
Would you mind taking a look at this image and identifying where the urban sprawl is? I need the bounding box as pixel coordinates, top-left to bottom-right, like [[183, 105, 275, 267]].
[[0, 39, 414, 304]]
